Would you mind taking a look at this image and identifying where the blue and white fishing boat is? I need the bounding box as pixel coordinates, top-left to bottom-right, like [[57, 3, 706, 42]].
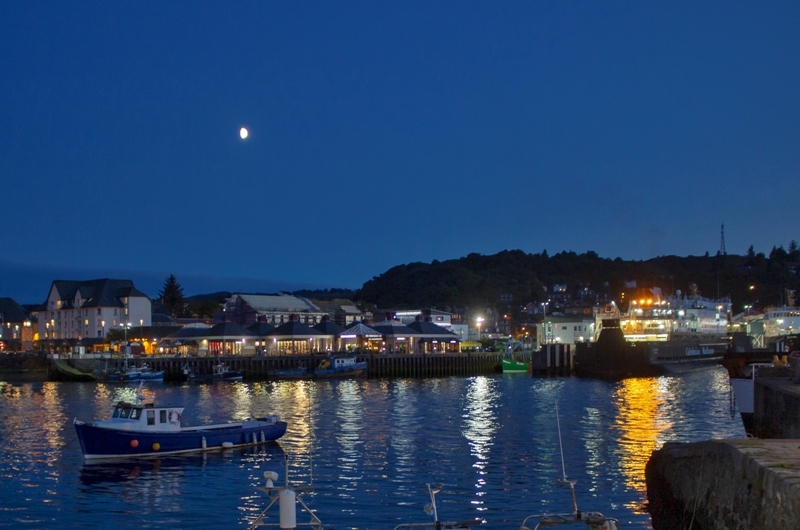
[[74, 383, 287, 459], [272, 356, 367, 380]]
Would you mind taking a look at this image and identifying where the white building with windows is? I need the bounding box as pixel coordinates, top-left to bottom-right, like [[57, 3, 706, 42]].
[[537, 315, 596, 347], [38, 279, 152, 341]]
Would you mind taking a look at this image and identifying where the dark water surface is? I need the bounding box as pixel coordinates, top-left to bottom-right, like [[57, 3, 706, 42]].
[[0, 367, 744, 528]]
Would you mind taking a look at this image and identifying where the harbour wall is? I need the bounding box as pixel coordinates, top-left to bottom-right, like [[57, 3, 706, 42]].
[[47, 345, 576, 381], [49, 352, 508, 381], [646, 439, 800, 530], [753, 378, 800, 438]]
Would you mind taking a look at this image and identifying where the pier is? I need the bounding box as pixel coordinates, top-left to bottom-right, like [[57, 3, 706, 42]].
[[47, 352, 509, 381]]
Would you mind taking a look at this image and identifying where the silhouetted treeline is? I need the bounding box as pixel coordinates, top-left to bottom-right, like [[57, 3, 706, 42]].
[[354, 245, 800, 316]]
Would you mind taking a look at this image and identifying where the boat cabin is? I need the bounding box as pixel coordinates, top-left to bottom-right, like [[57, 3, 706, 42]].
[[102, 401, 185, 433]]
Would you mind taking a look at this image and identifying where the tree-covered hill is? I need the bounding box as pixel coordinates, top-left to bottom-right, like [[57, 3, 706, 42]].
[[355, 244, 800, 315]]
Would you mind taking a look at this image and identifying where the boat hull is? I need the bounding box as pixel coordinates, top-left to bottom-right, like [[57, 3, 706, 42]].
[[575, 322, 728, 378], [111, 371, 165, 382], [501, 358, 530, 373], [75, 419, 287, 459]]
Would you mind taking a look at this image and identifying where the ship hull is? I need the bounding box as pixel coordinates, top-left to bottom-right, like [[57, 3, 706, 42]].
[[575, 320, 728, 378]]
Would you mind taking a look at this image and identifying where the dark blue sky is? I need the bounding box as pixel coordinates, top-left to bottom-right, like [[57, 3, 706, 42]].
[[2, 2, 799, 297]]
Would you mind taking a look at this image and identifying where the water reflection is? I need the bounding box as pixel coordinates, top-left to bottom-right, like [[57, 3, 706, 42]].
[[461, 376, 498, 511], [0, 372, 746, 529], [611, 377, 665, 509]]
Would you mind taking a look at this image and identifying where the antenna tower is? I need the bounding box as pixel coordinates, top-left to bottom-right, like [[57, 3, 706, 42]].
[[720, 224, 726, 255]]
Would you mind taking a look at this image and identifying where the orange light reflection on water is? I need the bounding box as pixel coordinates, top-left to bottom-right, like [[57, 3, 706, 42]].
[[612, 376, 671, 512]]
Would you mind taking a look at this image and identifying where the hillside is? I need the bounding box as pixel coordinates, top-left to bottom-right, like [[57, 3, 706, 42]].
[[354, 246, 800, 315]]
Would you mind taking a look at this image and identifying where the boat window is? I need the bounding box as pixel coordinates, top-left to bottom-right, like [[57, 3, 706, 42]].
[[113, 407, 121, 418], [120, 408, 131, 419], [160, 410, 167, 423], [130, 409, 141, 420], [147, 410, 155, 426]]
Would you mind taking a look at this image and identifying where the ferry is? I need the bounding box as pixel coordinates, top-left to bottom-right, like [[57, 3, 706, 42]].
[[74, 383, 287, 459], [575, 285, 731, 377]]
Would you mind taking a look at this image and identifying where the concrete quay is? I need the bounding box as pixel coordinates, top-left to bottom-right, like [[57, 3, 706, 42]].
[[754, 377, 800, 439], [646, 439, 800, 530]]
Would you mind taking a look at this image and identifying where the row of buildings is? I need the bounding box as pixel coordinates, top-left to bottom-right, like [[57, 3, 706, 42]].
[[1, 278, 605, 355]]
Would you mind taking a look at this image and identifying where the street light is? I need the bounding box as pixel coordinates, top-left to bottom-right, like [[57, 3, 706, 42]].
[[476, 317, 484, 341]]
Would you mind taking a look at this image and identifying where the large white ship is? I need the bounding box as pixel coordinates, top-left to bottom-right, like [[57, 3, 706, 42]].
[[576, 284, 731, 376]]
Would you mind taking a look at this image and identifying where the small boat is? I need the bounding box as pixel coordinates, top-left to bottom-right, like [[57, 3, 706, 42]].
[[111, 360, 164, 382], [74, 382, 287, 459], [186, 362, 244, 382], [499, 340, 532, 373], [272, 356, 367, 380], [501, 357, 530, 373]]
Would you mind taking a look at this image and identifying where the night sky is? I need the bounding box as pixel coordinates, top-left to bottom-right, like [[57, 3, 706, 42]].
[[2, 2, 799, 302]]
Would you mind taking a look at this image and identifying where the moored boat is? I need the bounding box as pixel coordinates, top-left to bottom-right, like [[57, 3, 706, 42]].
[[73, 383, 287, 459], [272, 356, 366, 380], [109, 360, 165, 382], [186, 362, 244, 382], [501, 358, 530, 373]]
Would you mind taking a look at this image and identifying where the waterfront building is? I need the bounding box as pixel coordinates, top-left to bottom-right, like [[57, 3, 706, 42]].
[[313, 316, 344, 352], [394, 308, 454, 329], [158, 324, 212, 356], [224, 293, 327, 327], [537, 314, 596, 347], [339, 322, 383, 352], [247, 320, 276, 356], [37, 279, 152, 343], [0, 298, 35, 351], [405, 316, 460, 353], [371, 319, 420, 354], [311, 299, 365, 326], [265, 315, 326, 354]]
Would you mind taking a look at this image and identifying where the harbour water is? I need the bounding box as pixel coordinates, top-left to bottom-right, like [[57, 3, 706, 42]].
[[0, 367, 744, 528]]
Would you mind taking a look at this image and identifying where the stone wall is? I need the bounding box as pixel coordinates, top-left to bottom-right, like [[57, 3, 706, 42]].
[[646, 439, 800, 530], [755, 378, 800, 438]]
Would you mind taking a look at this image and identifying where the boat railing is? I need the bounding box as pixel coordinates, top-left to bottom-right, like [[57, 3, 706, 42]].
[[249, 462, 321, 530], [519, 402, 621, 530], [393, 484, 483, 530]]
